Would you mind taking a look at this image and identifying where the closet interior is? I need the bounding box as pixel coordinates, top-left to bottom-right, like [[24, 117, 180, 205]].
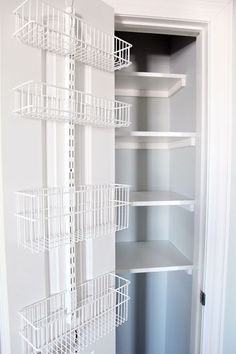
[[115, 31, 199, 354]]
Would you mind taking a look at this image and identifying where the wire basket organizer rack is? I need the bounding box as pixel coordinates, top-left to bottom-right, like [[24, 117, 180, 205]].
[[14, 81, 131, 128], [16, 184, 130, 253], [19, 273, 130, 353], [13, 0, 132, 351], [13, 0, 132, 72]]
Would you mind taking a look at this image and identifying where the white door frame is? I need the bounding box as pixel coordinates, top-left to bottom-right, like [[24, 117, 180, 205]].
[[111, 3, 233, 354], [0, 1, 232, 354]]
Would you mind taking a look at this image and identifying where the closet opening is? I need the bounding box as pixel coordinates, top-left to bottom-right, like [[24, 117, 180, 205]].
[[115, 28, 204, 354]]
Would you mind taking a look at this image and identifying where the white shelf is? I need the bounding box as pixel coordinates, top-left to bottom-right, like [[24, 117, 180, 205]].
[[130, 191, 195, 209], [115, 72, 186, 97], [116, 131, 196, 149], [116, 240, 193, 274]]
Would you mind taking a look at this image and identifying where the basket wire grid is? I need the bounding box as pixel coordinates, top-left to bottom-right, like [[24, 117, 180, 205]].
[[19, 273, 130, 353], [14, 81, 131, 128], [13, 0, 132, 72], [16, 184, 130, 253]]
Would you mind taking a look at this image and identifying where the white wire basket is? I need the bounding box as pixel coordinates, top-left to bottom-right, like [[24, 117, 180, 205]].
[[14, 81, 131, 128], [19, 273, 130, 353], [16, 184, 130, 253], [13, 0, 132, 72]]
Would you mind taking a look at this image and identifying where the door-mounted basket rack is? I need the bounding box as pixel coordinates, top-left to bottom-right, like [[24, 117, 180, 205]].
[[19, 273, 130, 353], [16, 184, 130, 253], [14, 81, 131, 128], [13, 0, 132, 72], [13, 0, 132, 352]]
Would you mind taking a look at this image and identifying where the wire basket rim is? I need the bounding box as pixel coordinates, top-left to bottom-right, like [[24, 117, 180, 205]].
[[13, 0, 133, 48]]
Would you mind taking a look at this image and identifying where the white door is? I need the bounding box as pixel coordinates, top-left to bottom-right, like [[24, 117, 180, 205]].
[[1, 0, 129, 352], [45, 0, 116, 288], [73, 1, 116, 353], [46, 1, 117, 353]]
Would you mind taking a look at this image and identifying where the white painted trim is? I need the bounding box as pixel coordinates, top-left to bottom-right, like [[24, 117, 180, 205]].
[[201, 3, 233, 354], [115, 14, 203, 36], [190, 28, 208, 354], [105, 0, 230, 23]]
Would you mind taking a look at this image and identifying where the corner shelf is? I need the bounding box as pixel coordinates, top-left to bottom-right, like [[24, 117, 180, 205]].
[[116, 131, 196, 149], [130, 191, 195, 211], [14, 81, 131, 128], [13, 0, 132, 72], [115, 72, 186, 97], [116, 241, 193, 274]]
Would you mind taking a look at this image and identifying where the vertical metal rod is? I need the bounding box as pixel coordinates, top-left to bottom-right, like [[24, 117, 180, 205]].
[[68, 57, 76, 292], [41, 49, 50, 298]]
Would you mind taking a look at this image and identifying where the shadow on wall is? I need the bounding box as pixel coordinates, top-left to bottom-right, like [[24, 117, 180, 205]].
[[116, 32, 195, 71]]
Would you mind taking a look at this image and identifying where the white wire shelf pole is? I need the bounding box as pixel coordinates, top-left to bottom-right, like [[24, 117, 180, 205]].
[[67, 56, 77, 294], [65, 2, 77, 313]]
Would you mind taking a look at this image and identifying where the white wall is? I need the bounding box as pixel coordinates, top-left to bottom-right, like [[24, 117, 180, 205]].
[[0, 3, 10, 352], [222, 1, 236, 353], [0, 0, 48, 352]]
